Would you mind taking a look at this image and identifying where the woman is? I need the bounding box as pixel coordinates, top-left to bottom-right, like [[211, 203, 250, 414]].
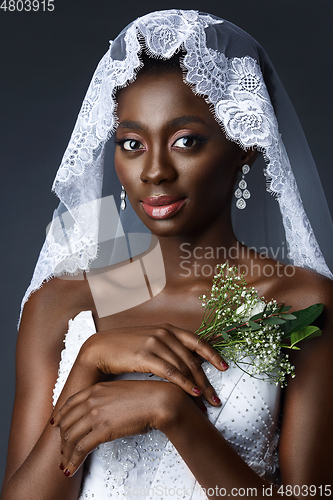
[[2, 10, 333, 500]]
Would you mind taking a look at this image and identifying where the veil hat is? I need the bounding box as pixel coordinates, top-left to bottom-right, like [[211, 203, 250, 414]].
[[21, 9, 333, 317]]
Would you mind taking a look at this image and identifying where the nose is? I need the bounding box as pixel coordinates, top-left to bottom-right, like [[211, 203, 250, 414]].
[[140, 148, 177, 185]]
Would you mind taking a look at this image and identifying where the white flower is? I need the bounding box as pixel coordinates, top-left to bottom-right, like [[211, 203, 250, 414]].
[[138, 11, 191, 58], [235, 299, 265, 321], [227, 57, 264, 96], [214, 56, 280, 148], [216, 94, 276, 148], [250, 300, 266, 317]]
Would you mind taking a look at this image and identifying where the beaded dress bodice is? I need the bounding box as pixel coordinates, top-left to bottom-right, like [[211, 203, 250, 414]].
[[53, 311, 281, 499]]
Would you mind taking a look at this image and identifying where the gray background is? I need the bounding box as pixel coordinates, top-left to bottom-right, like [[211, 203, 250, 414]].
[[1, 0, 332, 486]]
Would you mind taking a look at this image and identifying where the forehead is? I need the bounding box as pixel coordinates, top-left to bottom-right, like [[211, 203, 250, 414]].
[[116, 70, 219, 129]]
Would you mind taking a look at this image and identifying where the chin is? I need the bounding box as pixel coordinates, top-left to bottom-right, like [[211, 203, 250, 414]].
[[144, 219, 186, 238]]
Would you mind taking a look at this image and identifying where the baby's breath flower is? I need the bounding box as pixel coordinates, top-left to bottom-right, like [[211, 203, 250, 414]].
[[196, 263, 295, 386]]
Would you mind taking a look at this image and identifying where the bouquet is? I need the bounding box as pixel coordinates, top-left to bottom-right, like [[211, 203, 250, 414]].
[[196, 263, 323, 386]]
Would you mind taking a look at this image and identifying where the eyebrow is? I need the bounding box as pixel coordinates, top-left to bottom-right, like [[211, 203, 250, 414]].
[[118, 115, 207, 131]]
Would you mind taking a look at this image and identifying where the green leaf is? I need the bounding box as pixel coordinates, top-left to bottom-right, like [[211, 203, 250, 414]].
[[279, 313, 297, 320], [281, 305, 292, 313], [249, 312, 263, 321], [280, 343, 301, 350], [263, 317, 286, 325], [238, 326, 251, 332], [290, 326, 322, 347], [224, 322, 241, 332], [248, 321, 261, 331], [221, 331, 229, 341], [305, 327, 322, 340], [282, 303, 324, 338]]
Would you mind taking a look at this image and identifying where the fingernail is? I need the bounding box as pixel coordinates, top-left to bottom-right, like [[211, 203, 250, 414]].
[[200, 403, 207, 414], [212, 394, 221, 405], [59, 463, 65, 471], [220, 360, 229, 370], [64, 469, 71, 477], [192, 386, 202, 395], [50, 418, 54, 425]]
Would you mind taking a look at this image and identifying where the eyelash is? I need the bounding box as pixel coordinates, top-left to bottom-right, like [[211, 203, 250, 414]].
[[115, 134, 206, 151], [115, 139, 144, 151], [173, 135, 203, 149]]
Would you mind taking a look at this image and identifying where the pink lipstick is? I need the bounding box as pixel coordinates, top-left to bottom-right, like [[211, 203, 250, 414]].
[[141, 196, 186, 219]]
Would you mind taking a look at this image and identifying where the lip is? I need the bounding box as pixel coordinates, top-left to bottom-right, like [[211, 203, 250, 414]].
[[141, 196, 186, 219]]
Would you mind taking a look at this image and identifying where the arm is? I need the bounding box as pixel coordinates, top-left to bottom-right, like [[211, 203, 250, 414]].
[[162, 279, 333, 498], [54, 326, 333, 500], [52, 276, 333, 499], [1, 277, 226, 499], [162, 332, 333, 499], [1, 277, 96, 500]]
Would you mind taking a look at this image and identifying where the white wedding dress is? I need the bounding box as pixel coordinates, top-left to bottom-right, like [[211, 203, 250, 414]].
[[53, 311, 281, 499]]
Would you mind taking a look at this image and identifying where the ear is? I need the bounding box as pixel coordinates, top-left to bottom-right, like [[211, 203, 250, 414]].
[[240, 147, 258, 169]]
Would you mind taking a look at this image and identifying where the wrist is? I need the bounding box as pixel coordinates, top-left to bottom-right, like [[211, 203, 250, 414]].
[[154, 383, 196, 434], [75, 334, 105, 383], [52, 337, 105, 412]]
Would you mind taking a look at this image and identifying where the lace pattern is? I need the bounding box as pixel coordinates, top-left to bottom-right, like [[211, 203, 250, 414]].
[[54, 312, 280, 499], [21, 9, 332, 317], [52, 311, 96, 406]]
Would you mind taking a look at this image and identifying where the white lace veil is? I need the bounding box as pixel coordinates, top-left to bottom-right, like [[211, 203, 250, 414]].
[[20, 9, 333, 316]]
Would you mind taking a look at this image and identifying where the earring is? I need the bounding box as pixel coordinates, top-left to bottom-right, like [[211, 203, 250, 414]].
[[235, 164, 250, 209], [120, 185, 126, 211]]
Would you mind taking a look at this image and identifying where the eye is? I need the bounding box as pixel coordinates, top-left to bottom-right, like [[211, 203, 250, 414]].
[[172, 136, 198, 148], [117, 139, 145, 151]]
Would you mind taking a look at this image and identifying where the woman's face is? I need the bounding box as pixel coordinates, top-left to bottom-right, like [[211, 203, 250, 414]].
[[115, 69, 250, 238]]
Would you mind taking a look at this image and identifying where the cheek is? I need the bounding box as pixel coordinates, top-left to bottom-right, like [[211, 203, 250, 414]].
[[185, 150, 238, 198]]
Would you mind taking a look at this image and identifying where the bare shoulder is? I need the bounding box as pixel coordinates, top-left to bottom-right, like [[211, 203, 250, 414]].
[[22, 274, 95, 320], [265, 265, 333, 359], [247, 256, 333, 311], [19, 274, 96, 351], [268, 265, 333, 311], [247, 257, 333, 342]]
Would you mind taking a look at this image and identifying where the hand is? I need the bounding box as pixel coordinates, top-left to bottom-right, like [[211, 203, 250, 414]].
[[51, 379, 190, 477], [80, 323, 228, 406]]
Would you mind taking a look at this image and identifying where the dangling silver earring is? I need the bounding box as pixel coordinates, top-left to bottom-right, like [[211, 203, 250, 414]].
[[120, 185, 126, 210], [235, 164, 250, 209]]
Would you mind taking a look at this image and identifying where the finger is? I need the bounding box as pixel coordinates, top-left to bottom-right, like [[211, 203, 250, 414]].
[[52, 388, 92, 426], [175, 350, 221, 406], [58, 400, 91, 448], [60, 422, 97, 477], [131, 330, 204, 393], [165, 324, 229, 371], [145, 352, 205, 398], [192, 395, 208, 415], [151, 354, 220, 406], [148, 332, 222, 406], [159, 344, 221, 406]]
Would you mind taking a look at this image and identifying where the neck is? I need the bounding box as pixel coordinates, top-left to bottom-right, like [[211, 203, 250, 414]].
[[154, 214, 242, 287]]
